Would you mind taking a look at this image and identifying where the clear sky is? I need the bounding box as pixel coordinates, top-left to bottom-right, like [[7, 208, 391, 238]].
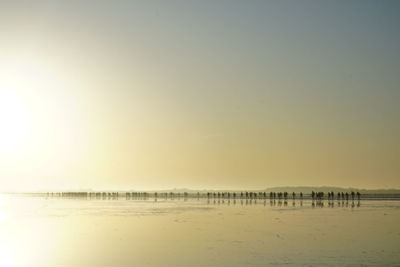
[[0, 0, 399, 191]]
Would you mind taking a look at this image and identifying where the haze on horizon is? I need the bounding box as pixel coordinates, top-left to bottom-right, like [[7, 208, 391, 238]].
[[0, 0, 399, 192]]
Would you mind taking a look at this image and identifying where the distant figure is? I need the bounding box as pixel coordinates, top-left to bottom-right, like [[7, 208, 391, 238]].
[[292, 192, 295, 200], [299, 192, 303, 200], [357, 192, 361, 201], [311, 191, 315, 200], [351, 191, 355, 201], [337, 192, 341, 201]]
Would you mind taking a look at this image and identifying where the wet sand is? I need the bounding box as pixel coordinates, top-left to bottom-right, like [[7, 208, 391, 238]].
[[0, 195, 399, 266]]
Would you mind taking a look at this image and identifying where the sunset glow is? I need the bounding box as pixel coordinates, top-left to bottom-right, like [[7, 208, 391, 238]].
[[0, 1, 399, 192]]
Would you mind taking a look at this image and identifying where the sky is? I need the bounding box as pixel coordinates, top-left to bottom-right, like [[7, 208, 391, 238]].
[[0, 0, 399, 191]]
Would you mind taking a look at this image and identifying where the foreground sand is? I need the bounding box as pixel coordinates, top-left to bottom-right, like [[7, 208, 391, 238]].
[[0, 195, 399, 266]]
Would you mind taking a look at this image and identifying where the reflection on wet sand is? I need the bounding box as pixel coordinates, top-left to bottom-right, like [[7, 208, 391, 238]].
[[41, 189, 400, 206], [2, 193, 400, 266], [41, 191, 365, 209]]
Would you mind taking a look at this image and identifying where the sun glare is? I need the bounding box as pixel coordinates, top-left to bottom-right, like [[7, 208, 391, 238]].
[[0, 55, 66, 155], [0, 91, 31, 153], [0, 55, 90, 188], [0, 57, 37, 154]]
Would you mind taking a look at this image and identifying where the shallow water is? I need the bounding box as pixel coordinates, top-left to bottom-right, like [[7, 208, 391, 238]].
[[0, 194, 399, 266]]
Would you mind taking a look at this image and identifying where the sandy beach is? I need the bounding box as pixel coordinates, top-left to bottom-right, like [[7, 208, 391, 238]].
[[0, 194, 399, 266]]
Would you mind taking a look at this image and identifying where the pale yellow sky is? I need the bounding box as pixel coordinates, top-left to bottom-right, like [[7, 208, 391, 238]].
[[0, 1, 399, 191]]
